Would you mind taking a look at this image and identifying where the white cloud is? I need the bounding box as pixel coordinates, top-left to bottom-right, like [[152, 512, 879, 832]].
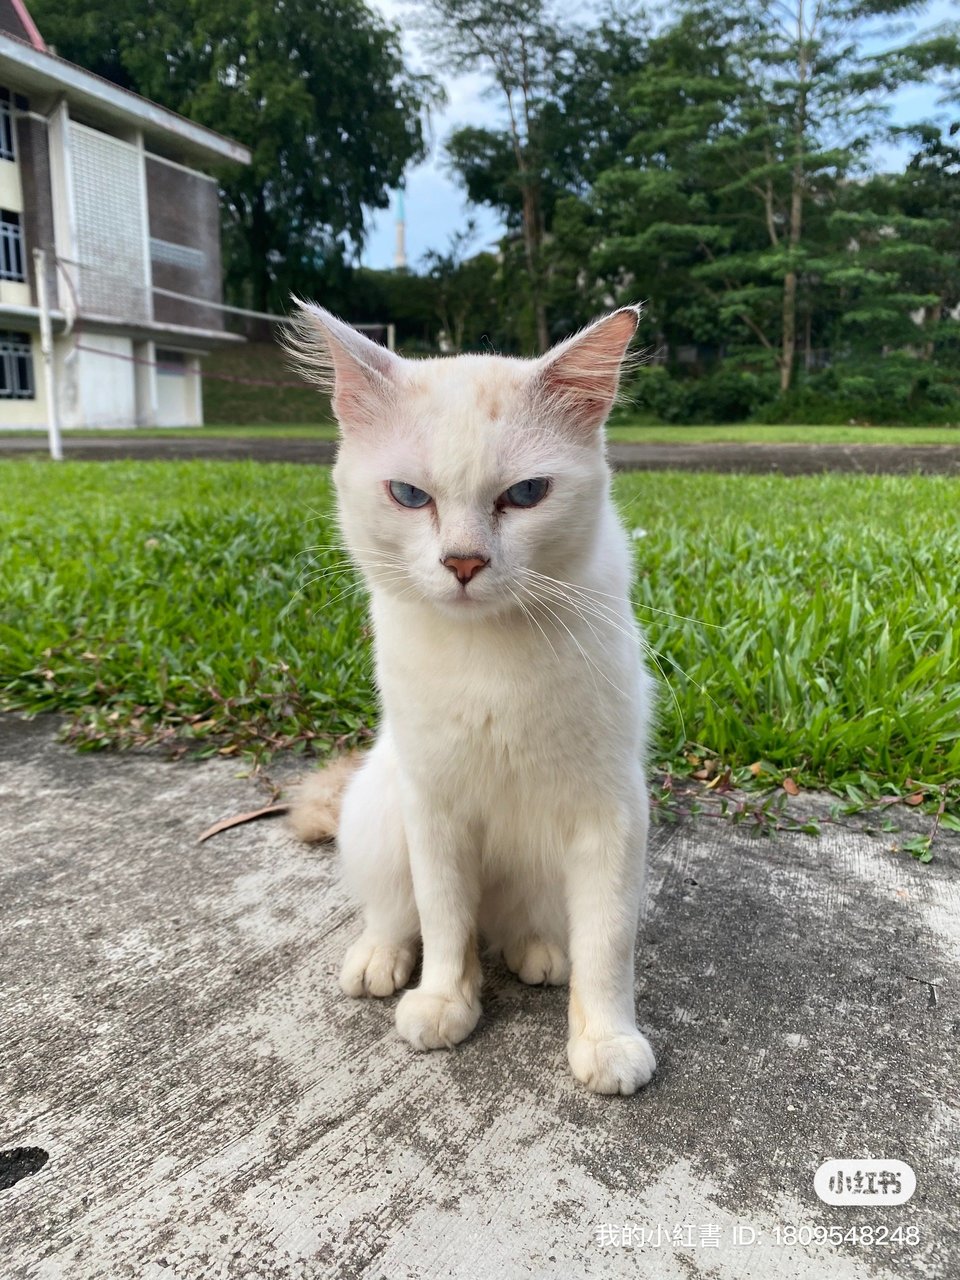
[[361, 1, 505, 269]]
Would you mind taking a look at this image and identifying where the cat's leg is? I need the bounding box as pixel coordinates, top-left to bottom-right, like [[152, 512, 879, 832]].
[[338, 739, 420, 998], [394, 792, 482, 1050], [565, 789, 656, 1095]]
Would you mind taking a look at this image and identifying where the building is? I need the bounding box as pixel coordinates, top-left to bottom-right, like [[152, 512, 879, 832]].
[[0, 1, 250, 429]]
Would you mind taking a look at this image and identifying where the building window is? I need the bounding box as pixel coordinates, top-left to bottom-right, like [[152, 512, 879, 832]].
[[150, 239, 206, 272], [156, 348, 189, 373], [0, 210, 25, 280], [0, 331, 35, 399], [0, 88, 14, 161]]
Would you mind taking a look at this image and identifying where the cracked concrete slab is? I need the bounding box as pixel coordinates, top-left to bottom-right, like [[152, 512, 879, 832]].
[[1, 714, 958, 1279]]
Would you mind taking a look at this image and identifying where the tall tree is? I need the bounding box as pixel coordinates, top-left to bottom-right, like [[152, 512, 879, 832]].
[[33, 0, 436, 311], [415, 0, 556, 352], [439, 8, 651, 349], [594, 0, 951, 391]]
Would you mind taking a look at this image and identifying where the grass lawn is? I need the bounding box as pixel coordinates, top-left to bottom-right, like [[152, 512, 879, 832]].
[[606, 423, 960, 444], [55, 424, 341, 440], [7, 421, 959, 445], [1, 459, 958, 829]]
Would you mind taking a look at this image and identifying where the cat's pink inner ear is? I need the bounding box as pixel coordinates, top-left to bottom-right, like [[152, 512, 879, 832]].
[[538, 307, 639, 433], [288, 301, 399, 428]]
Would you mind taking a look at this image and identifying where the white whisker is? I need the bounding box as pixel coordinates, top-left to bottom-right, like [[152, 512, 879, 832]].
[[521, 566, 723, 628], [506, 583, 562, 668], [524, 591, 627, 700], [519, 568, 721, 717]]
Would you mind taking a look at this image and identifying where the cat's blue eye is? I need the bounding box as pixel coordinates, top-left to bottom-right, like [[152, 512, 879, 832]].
[[500, 477, 550, 509], [388, 480, 433, 509]]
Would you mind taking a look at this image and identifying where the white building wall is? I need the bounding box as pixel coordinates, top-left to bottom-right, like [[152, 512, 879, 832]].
[[0, 280, 31, 308], [0, 331, 218, 430], [55, 334, 136, 429], [155, 352, 203, 427], [48, 101, 78, 284], [0, 334, 214, 430]]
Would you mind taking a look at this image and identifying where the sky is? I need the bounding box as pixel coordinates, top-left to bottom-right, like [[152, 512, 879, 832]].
[[361, 1, 504, 272], [360, 0, 958, 273]]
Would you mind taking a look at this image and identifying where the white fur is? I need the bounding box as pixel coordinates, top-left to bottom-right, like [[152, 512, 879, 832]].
[[294, 306, 657, 1094]]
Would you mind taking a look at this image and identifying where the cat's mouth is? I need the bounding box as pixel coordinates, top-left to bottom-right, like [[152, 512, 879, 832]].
[[445, 581, 482, 605], [435, 581, 504, 617]]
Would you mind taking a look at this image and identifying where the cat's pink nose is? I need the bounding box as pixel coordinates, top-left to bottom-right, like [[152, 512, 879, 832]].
[[442, 554, 489, 584]]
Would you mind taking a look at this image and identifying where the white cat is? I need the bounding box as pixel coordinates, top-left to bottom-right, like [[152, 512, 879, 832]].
[[288, 304, 657, 1095]]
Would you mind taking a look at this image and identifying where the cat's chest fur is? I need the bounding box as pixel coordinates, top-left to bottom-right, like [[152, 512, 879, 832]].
[[371, 593, 644, 791]]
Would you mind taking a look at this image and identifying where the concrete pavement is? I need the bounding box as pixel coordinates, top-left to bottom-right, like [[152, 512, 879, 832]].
[[1, 713, 958, 1278]]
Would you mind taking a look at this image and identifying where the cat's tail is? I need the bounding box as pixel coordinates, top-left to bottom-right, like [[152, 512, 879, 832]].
[[288, 750, 366, 843]]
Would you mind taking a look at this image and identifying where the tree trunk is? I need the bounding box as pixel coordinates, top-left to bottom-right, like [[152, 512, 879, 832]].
[[924, 301, 942, 360], [781, 269, 798, 393], [526, 188, 548, 353], [534, 295, 549, 353], [510, 60, 549, 353], [781, 4, 809, 394], [804, 305, 812, 372], [508, 141, 547, 353], [781, 145, 804, 390]]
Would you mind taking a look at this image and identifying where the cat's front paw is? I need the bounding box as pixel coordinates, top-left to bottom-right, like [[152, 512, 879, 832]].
[[503, 938, 570, 985], [340, 936, 417, 998], [395, 988, 481, 1050], [568, 1030, 656, 1095]]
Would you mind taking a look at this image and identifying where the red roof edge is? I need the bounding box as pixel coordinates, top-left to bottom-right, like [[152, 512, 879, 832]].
[[9, 0, 45, 52]]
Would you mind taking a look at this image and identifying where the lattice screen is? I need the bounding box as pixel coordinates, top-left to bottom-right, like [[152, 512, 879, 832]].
[[70, 123, 149, 322]]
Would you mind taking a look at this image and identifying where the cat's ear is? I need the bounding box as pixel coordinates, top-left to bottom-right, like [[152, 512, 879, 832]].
[[535, 307, 640, 434], [286, 299, 401, 428]]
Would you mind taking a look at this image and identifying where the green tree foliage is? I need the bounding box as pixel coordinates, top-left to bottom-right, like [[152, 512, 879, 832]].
[[414, 0, 558, 351], [421, 223, 500, 352], [428, 0, 958, 417], [34, 0, 436, 311], [596, 0, 955, 392], [437, 7, 650, 347]]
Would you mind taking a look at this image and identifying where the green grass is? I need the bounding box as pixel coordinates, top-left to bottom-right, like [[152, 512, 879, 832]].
[[10, 421, 960, 445], [47, 424, 339, 439], [9, 421, 960, 445], [1, 461, 958, 807], [7, 422, 960, 448], [606, 423, 960, 444]]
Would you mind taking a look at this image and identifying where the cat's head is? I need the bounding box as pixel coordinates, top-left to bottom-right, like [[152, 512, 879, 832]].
[[289, 304, 638, 619]]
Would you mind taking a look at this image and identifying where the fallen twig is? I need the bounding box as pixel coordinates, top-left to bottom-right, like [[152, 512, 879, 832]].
[[197, 803, 289, 844]]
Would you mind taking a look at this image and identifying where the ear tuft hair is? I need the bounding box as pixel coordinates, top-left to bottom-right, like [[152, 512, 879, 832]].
[[283, 297, 401, 428], [537, 306, 642, 434], [282, 296, 338, 394]]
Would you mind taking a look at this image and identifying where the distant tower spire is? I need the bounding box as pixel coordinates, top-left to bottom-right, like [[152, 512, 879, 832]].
[[394, 188, 407, 270]]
